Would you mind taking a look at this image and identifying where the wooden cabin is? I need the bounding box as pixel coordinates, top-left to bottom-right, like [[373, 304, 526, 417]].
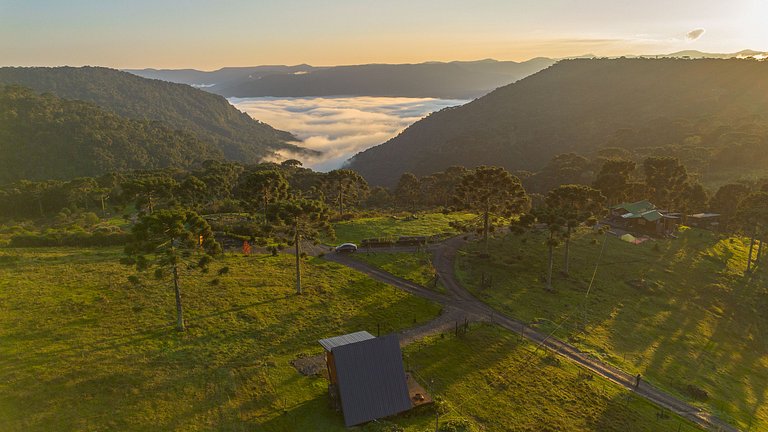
[[610, 200, 679, 236], [318, 331, 432, 427]]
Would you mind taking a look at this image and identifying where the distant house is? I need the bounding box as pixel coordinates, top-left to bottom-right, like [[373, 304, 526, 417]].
[[687, 213, 721, 230], [610, 200, 655, 217], [318, 331, 431, 427], [610, 200, 679, 236]]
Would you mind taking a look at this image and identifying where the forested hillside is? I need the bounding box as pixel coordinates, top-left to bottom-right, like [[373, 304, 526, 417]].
[[348, 58, 768, 186], [0, 85, 219, 182], [0, 66, 308, 162]]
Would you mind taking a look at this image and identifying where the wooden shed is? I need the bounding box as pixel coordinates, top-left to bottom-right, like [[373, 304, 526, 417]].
[[318, 331, 432, 427]]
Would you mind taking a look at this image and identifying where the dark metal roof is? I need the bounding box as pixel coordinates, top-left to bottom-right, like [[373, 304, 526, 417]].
[[332, 334, 412, 427], [318, 331, 375, 352]]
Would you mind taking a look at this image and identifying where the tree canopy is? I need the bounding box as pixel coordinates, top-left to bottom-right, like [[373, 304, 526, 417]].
[[453, 166, 529, 251], [123, 209, 221, 330]]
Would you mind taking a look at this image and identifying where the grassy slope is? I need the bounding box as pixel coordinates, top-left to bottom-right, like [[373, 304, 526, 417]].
[[402, 324, 701, 432], [456, 227, 768, 430], [0, 245, 704, 431], [353, 251, 447, 294], [0, 248, 440, 431], [329, 212, 476, 244]]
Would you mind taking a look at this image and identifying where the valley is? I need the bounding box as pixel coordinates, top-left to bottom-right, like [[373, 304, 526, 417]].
[[3, 5, 768, 428]]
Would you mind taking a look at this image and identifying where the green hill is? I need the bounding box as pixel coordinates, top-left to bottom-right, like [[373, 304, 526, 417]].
[[347, 58, 768, 186], [0, 66, 309, 163], [0, 85, 224, 182]]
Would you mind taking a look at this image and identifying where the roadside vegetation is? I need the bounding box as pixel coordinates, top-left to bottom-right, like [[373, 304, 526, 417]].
[[330, 212, 475, 245], [353, 251, 446, 294], [456, 227, 768, 430], [402, 324, 702, 432]]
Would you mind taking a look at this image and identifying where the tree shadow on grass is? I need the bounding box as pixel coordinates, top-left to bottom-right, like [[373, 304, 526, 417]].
[[456, 229, 767, 429], [603, 235, 768, 430], [587, 391, 702, 432]]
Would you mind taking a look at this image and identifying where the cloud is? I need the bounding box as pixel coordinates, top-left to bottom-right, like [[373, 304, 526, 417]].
[[686, 28, 705, 41], [230, 96, 468, 171]]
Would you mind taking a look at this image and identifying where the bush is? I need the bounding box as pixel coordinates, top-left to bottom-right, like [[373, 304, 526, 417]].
[[686, 384, 709, 401], [82, 212, 100, 226]]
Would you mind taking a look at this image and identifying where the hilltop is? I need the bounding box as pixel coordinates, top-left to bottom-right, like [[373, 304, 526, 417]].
[[347, 58, 768, 186], [0, 86, 221, 182], [0, 66, 308, 163]]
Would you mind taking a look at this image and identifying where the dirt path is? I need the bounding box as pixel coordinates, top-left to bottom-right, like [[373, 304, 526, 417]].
[[324, 237, 739, 432]]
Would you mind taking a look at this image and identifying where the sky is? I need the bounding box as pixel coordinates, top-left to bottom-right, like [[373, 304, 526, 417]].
[[1, 0, 766, 69]]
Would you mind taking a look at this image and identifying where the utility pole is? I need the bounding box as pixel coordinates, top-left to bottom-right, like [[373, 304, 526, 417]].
[[295, 215, 302, 295]]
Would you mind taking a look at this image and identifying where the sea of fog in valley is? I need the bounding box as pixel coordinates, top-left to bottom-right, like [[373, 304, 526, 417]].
[[230, 96, 469, 171]]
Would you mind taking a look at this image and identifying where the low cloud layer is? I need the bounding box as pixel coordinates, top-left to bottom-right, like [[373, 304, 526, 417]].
[[231, 96, 468, 171], [686, 28, 705, 41]]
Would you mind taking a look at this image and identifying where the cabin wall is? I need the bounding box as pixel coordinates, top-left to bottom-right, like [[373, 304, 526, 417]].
[[326, 351, 339, 385]]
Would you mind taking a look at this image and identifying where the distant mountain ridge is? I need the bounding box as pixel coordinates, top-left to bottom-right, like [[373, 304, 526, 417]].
[[127, 59, 557, 99], [346, 58, 768, 186], [0, 66, 310, 163], [126, 51, 767, 99], [651, 49, 767, 59]]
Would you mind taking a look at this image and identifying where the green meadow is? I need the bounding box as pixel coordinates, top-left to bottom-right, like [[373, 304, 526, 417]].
[[0, 248, 439, 431], [455, 227, 768, 430], [329, 212, 476, 245], [0, 244, 703, 431], [353, 251, 446, 294]]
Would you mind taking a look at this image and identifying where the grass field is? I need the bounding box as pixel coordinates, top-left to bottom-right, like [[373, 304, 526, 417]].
[[353, 251, 447, 294], [328, 212, 476, 245], [455, 227, 768, 430], [0, 244, 704, 431], [401, 324, 701, 432], [0, 248, 441, 431]]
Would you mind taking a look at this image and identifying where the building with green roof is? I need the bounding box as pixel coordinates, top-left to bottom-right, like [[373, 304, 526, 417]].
[[609, 200, 679, 236]]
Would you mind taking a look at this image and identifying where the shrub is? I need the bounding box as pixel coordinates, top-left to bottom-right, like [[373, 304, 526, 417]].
[[82, 212, 100, 226], [686, 384, 709, 401]]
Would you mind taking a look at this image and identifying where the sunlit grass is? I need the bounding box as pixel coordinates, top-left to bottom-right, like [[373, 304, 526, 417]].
[[0, 247, 441, 431], [401, 324, 702, 432], [456, 227, 768, 430], [0, 244, 704, 431], [353, 251, 446, 294], [328, 212, 476, 244]]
